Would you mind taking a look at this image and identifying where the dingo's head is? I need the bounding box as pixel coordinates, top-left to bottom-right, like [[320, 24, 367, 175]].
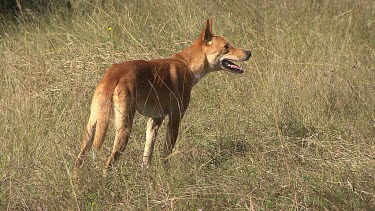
[[198, 19, 251, 74]]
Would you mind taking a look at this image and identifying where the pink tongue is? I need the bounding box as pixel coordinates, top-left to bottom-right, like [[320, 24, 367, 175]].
[[230, 64, 240, 70]]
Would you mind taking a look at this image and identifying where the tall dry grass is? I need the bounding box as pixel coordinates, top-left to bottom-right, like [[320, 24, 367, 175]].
[[1, 0, 374, 210]]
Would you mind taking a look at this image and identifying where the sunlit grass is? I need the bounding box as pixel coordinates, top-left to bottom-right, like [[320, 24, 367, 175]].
[[1, 0, 374, 210]]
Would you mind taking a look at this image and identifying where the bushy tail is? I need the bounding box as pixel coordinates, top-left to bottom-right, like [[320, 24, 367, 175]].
[[92, 82, 118, 152], [75, 81, 117, 167]]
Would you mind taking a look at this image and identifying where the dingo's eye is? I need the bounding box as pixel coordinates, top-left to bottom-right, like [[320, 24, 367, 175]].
[[224, 44, 230, 49]]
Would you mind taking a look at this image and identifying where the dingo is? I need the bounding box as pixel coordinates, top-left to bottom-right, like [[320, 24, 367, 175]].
[[75, 19, 251, 171]]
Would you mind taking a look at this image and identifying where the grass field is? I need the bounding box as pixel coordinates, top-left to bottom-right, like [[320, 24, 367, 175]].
[[1, 0, 374, 210]]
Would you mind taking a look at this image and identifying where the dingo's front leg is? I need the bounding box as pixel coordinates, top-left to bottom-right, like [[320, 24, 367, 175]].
[[163, 114, 182, 166]]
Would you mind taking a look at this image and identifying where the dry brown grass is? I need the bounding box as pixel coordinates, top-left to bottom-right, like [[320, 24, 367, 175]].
[[1, 0, 374, 210]]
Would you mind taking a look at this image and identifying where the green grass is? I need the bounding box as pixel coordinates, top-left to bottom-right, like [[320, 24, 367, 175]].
[[1, 0, 374, 210]]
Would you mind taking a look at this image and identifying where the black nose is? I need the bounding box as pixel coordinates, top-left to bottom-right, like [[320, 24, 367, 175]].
[[245, 50, 251, 60]]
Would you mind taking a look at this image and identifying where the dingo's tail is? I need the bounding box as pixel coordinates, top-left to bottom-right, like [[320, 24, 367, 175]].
[[75, 81, 117, 167]]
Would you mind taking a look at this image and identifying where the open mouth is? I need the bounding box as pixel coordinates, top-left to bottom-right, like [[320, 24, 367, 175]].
[[221, 59, 243, 74]]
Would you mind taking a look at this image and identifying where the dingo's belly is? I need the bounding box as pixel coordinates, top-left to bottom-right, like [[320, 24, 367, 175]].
[[136, 98, 168, 118]]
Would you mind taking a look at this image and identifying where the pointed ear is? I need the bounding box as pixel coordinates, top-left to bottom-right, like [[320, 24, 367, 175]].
[[200, 18, 214, 44]]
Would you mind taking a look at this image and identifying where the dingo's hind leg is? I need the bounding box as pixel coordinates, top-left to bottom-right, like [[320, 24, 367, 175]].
[[143, 117, 164, 168], [104, 87, 135, 170]]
